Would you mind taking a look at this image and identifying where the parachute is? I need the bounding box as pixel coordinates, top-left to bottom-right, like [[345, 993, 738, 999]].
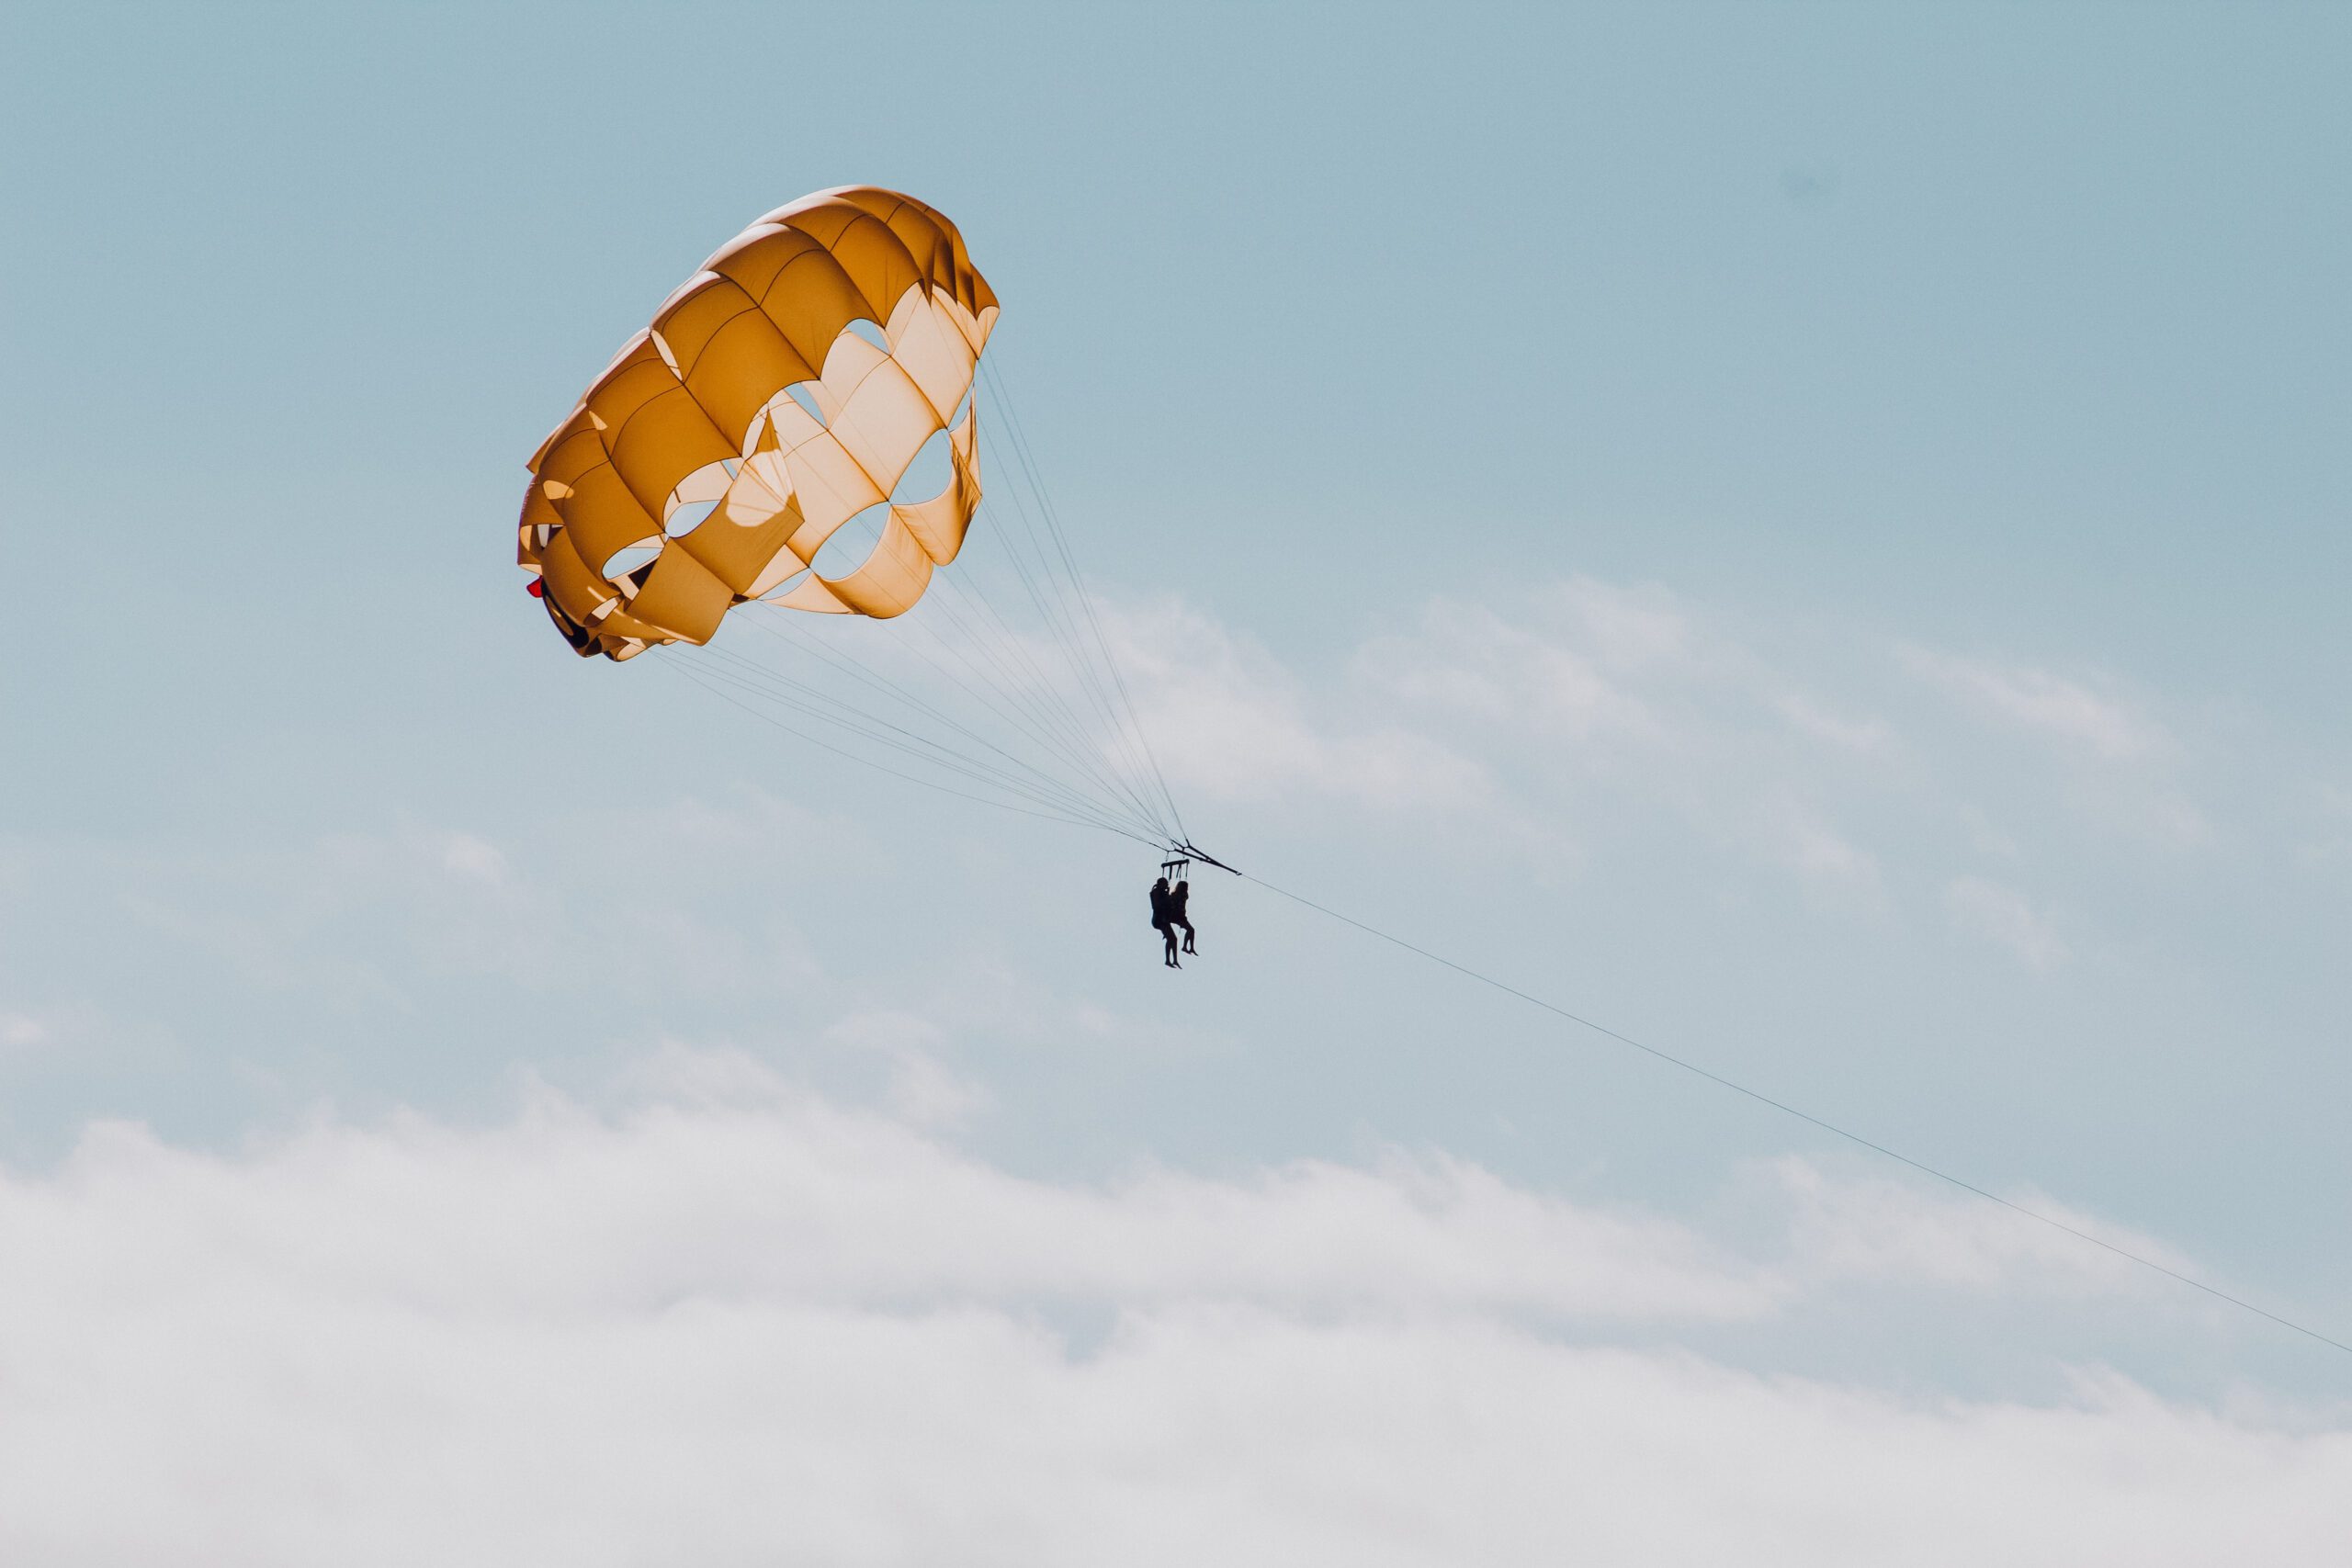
[[520, 187, 997, 656], [518, 187, 1193, 853]]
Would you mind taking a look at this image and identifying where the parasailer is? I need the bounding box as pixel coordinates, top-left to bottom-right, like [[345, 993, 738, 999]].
[[518, 186, 1219, 962], [1149, 875, 1180, 968], [1170, 878, 1196, 955]]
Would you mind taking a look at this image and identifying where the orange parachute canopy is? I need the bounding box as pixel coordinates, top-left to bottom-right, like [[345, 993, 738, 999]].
[[519, 187, 999, 660]]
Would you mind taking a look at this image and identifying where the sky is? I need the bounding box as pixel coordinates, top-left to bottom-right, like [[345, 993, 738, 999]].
[[4, 2, 2350, 1561]]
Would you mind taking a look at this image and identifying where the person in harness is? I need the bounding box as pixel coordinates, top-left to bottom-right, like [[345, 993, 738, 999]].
[[1169, 878, 1196, 956], [1149, 875, 1181, 968]]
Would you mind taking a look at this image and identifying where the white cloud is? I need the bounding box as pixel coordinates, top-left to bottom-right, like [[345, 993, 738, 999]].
[[1959, 805, 2021, 859], [1338, 581, 1926, 901], [1102, 580, 1896, 885], [1108, 596, 1494, 814], [1898, 647, 2166, 761], [1889, 647, 2214, 852], [1093, 577, 1733, 832], [1083, 582, 2245, 917], [822, 1009, 992, 1126], [1757, 802, 1883, 900], [1356, 592, 1665, 743], [2070, 780, 2213, 850], [1945, 875, 2069, 969], [1773, 691, 1893, 753], [1547, 575, 1692, 670], [81, 798, 831, 1008], [1766, 1157, 2178, 1291], [437, 830, 509, 882], [1, 1054, 2341, 1567]]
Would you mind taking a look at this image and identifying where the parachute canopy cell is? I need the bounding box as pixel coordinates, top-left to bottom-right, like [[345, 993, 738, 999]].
[[519, 187, 1000, 660]]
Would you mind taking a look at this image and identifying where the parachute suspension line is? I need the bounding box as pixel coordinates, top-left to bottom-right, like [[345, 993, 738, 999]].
[[738, 609, 1165, 842], [1243, 870, 2352, 1361], [966, 397, 1124, 736], [970, 357, 1180, 838], [720, 570, 1177, 840], [982, 351, 1191, 844], [904, 582, 1174, 840], [977, 363, 1178, 842], [682, 670, 1139, 844], [690, 662, 1151, 843], [826, 597, 1154, 836], [919, 583, 1147, 818], [697, 649, 1151, 842], [666, 660, 1166, 851], [681, 643, 1153, 840], [965, 433, 1168, 838], [926, 552, 1149, 797]]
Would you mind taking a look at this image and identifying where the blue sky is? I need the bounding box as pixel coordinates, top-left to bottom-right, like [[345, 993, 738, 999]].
[[4, 4, 2350, 1560]]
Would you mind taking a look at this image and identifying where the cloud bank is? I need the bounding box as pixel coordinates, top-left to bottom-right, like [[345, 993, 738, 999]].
[[2, 1049, 2344, 1567]]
